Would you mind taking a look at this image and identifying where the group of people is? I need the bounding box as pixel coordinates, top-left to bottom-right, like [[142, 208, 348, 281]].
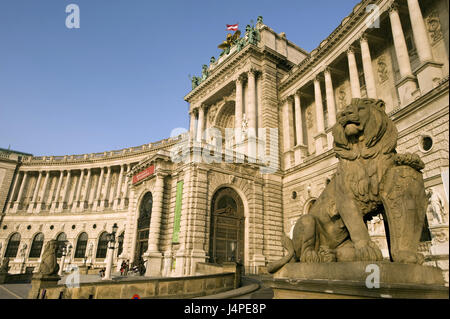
[[120, 260, 130, 276], [97, 258, 146, 278]]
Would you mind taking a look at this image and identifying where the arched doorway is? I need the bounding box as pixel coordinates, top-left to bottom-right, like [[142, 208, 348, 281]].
[[209, 187, 244, 265], [135, 192, 152, 263]]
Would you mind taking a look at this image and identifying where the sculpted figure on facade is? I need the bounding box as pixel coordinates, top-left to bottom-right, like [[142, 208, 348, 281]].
[[268, 98, 428, 273], [37, 240, 60, 276], [0, 257, 9, 273], [427, 188, 447, 224]]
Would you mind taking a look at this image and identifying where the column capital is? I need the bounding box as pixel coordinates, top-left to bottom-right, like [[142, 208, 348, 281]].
[[314, 74, 322, 83], [286, 95, 294, 103], [294, 89, 303, 97], [323, 66, 332, 75], [360, 32, 369, 43], [236, 73, 246, 83], [388, 1, 399, 13], [346, 46, 355, 55]]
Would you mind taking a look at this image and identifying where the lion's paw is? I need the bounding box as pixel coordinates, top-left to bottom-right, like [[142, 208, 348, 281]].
[[301, 249, 320, 263], [354, 241, 383, 262], [392, 251, 424, 265]]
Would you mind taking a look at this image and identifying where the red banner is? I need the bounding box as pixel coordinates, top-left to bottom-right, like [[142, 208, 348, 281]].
[[132, 165, 155, 184]]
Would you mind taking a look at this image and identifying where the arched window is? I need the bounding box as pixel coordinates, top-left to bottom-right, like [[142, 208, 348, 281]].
[[74, 232, 88, 258], [55, 232, 67, 258], [96, 232, 108, 259], [117, 232, 124, 257], [4, 233, 21, 258], [29, 233, 44, 258], [135, 192, 152, 263]]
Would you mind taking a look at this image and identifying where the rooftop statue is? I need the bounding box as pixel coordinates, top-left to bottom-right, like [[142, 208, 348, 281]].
[[245, 24, 260, 45], [268, 98, 428, 273], [257, 16, 263, 25], [191, 75, 200, 89], [201, 64, 209, 81], [218, 30, 241, 57]]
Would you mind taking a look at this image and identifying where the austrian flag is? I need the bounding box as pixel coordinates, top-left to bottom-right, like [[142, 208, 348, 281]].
[[226, 24, 238, 31]]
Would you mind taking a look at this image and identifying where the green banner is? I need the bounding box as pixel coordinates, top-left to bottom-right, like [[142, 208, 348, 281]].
[[172, 181, 184, 243]]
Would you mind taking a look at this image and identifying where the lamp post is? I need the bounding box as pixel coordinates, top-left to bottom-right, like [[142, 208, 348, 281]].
[[103, 223, 118, 280], [58, 245, 67, 276]]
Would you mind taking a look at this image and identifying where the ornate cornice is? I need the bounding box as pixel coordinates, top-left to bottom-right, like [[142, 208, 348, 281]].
[[279, 0, 381, 92]]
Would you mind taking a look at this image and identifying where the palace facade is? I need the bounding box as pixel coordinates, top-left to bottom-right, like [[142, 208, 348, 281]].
[[0, 0, 448, 280]]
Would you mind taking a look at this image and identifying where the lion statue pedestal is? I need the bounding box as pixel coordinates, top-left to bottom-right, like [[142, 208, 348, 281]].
[[266, 98, 448, 299], [265, 261, 448, 299]]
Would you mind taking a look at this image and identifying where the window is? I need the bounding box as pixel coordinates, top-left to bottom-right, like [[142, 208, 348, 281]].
[[55, 233, 67, 258], [96, 232, 108, 259], [74, 233, 88, 259], [29, 233, 44, 258], [117, 232, 124, 257], [4, 233, 21, 258]]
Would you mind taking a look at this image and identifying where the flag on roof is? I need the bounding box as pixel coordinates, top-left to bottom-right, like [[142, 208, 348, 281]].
[[226, 24, 238, 31]]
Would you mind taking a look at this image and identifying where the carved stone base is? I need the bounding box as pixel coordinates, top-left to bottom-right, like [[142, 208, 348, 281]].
[[143, 251, 163, 277], [264, 262, 448, 299], [28, 274, 61, 299]]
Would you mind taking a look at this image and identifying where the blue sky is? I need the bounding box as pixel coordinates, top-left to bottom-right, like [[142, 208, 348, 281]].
[[0, 0, 360, 156]]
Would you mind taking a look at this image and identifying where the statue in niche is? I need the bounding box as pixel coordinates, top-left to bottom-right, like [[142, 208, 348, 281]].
[[37, 240, 59, 276], [338, 88, 347, 111], [377, 56, 389, 83], [427, 11, 443, 43], [0, 258, 9, 273], [268, 98, 428, 273], [426, 188, 447, 224]]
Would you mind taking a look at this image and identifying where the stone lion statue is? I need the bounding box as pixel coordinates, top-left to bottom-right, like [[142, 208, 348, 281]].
[[38, 240, 60, 276], [268, 98, 427, 273]]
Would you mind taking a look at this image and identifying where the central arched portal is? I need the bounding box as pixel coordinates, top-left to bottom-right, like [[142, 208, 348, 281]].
[[209, 187, 244, 265], [135, 192, 152, 263]]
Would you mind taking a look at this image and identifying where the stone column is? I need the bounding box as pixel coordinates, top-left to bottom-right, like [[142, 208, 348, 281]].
[[235, 75, 244, 144], [28, 172, 42, 213], [294, 92, 304, 146], [196, 106, 204, 143], [313, 76, 327, 153], [13, 172, 28, 212], [360, 35, 377, 99], [93, 167, 104, 210], [37, 172, 50, 212], [293, 91, 308, 165], [81, 169, 91, 211], [59, 171, 71, 212], [72, 169, 84, 212], [389, 3, 418, 104], [247, 69, 257, 135], [347, 47, 361, 98], [189, 110, 196, 141], [7, 172, 21, 211], [100, 167, 111, 210], [144, 173, 165, 277], [120, 164, 130, 210], [324, 68, 337, 127], [113, 165, 124, 210], [282, 98, 293, 169], [51, 171, 63, 212], [406, 0, 443, 93]]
